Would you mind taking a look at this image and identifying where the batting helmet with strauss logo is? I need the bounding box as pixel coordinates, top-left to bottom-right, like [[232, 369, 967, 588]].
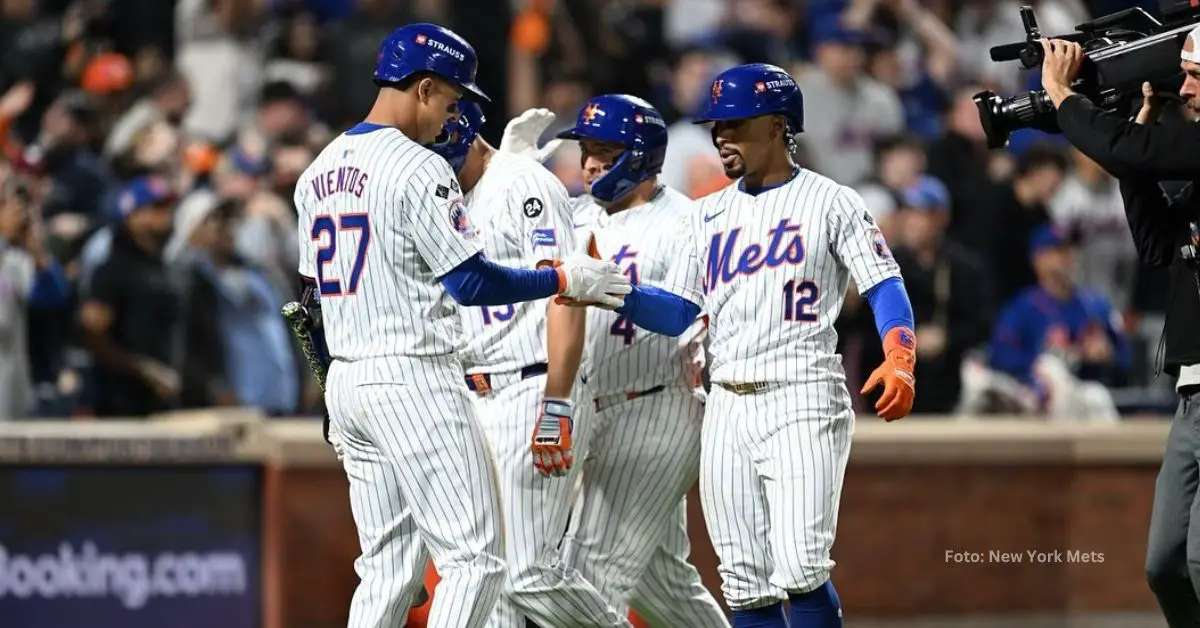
[[373, 23, 489, 102]]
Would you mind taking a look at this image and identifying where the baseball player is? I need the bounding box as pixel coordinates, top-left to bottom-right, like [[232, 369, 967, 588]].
[[429, 102, 632, 628], [293, 23, 630, 628], [607, 64, 918, 627], [536, 94, 728, 627]]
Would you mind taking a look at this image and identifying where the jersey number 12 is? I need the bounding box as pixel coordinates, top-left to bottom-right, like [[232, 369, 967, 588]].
[[782, 279, 819, 322], [313, 214, 371, 297]]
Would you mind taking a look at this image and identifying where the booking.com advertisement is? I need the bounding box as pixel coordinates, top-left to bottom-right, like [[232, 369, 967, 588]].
[[0, 465, 262, 628]]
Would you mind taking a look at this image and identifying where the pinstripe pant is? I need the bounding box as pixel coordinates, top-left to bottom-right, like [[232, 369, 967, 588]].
[[563, 387, 729, 627], [701, 384, 854, 610], [325, 356, 506, 628], [472, 372, 632, 628]]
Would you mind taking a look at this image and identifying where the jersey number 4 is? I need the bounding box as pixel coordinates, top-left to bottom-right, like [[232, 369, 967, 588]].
[[313, 214, 371, 297], [782, 279, 819, 322], [610, 263, 640, 345]]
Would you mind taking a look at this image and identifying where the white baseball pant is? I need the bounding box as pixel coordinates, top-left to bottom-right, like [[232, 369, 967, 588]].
[[564, 387, 729, 627], [700, 384, 854, 609], [469, 368, 632, 628], [325, 355, 506, 628]]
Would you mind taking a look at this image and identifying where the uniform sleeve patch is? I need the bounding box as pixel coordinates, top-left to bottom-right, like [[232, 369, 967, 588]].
[[449, 199, 477, 239], [523, 197, 544, 218], [435, 184, 449, 199], [872, 231, 891, 259], [531, 228, 557, 247], [862, 210, 875, 225]]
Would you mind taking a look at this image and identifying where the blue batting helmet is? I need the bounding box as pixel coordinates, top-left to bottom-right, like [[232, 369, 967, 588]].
[[555, 94, 668, 203], [693, 63, 803, 133], [373, 23, 489, 102], [431, 99, 485, 173]]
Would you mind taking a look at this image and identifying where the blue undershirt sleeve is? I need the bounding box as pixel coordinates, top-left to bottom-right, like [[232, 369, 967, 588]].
[[863, 277, 914, 340], [440, 252, 561, 306], [615, 285, 701, 337]]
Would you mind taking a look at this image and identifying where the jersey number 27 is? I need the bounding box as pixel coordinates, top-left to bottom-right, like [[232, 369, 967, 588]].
[[312, 214, 371, 297]]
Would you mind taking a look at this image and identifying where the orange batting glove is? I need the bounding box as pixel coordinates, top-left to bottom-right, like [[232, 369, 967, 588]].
[[532, 398, 575, 477], [860, 327, 916, 421]]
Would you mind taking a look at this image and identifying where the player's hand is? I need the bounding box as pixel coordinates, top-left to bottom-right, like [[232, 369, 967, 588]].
[[554, 235, 631, 309], [499, 108, 563, 163], [532, 398, 575, 477], [860, 327, 916, 421]]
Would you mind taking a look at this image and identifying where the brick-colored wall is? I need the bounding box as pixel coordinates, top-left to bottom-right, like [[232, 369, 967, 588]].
[[263, 459, 1161, 627]]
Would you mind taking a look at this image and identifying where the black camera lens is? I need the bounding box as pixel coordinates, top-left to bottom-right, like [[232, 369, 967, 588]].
[[973, 89, 1059, 149]]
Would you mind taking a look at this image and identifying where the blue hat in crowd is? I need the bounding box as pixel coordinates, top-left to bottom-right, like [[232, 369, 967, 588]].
[[117, 176, 177, 218], [1028, 224, 1073, 258], [809, 15, 868, 48], [902, 175, 950, 211]]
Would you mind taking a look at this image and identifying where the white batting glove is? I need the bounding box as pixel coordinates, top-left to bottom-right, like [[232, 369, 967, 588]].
[[499, 108, 564, 163], [552, 234, 630, 309]]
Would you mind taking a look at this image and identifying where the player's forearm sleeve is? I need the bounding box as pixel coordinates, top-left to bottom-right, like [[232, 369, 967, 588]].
[[616, 285, 701, 337], [440, 252, 560, 306], [863, 277, 914, 339]]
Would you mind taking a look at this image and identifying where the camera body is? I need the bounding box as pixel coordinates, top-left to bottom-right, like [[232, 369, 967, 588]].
[[974, 4, 1200, 149]]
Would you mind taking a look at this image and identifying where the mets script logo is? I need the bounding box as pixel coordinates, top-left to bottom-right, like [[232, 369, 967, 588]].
[[711, 79, 723, 103], [448, 199, 477, 239], [582, 103, 602, 124], [705, 219, 805, 293]]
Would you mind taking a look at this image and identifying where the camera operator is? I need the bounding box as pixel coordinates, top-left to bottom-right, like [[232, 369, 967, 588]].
[[1040, 28, 1200, 627]]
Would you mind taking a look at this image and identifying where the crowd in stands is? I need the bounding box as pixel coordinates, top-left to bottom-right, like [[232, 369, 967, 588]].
[[0, 0, 1178, 420]]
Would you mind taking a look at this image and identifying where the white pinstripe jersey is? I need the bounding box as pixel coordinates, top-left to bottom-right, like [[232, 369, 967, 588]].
[[459, 151, 576, 373], [663, 168, 901, 393], [295, 125, 483, 360], [572, 186, 704, 396]]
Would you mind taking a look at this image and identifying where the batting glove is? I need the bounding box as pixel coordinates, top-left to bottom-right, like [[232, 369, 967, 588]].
[[553, 235, 630, 309], [532, 398, 575, 478], [860, 327, 916, 421], [499, 108, 563, 163]]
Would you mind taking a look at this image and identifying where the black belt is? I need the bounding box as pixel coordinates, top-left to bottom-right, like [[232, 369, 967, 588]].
[[593, 385, 666, 412], [465, 362, 548, 394], [1180, 384, 1200, 397]]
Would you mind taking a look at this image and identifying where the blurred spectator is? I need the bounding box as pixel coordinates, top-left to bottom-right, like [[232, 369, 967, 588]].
[[252, 81, 312, 146], [1049, 146, 1138, 313], [324, 0, 418, 128], [796, 14, 903, 185], [33, 90, 115, 239], [985, 225, 1130, 417], [79, 176, 181, 417], [263, 10, 328, 98], [176, 0, 266, 144], [850, 0, 958, 141], [103, 70, 190, 160], [660, 46, 729, 198], [665, 0, 727, 48], [953, 0, 1027, 95], [927, 83, 1004, 242], [968, 144, 1068, 306], [0, 172, 68, 418], [860, 175, 992, 414], [854, 132, 926, 242], [173, 195, 299, 414]]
